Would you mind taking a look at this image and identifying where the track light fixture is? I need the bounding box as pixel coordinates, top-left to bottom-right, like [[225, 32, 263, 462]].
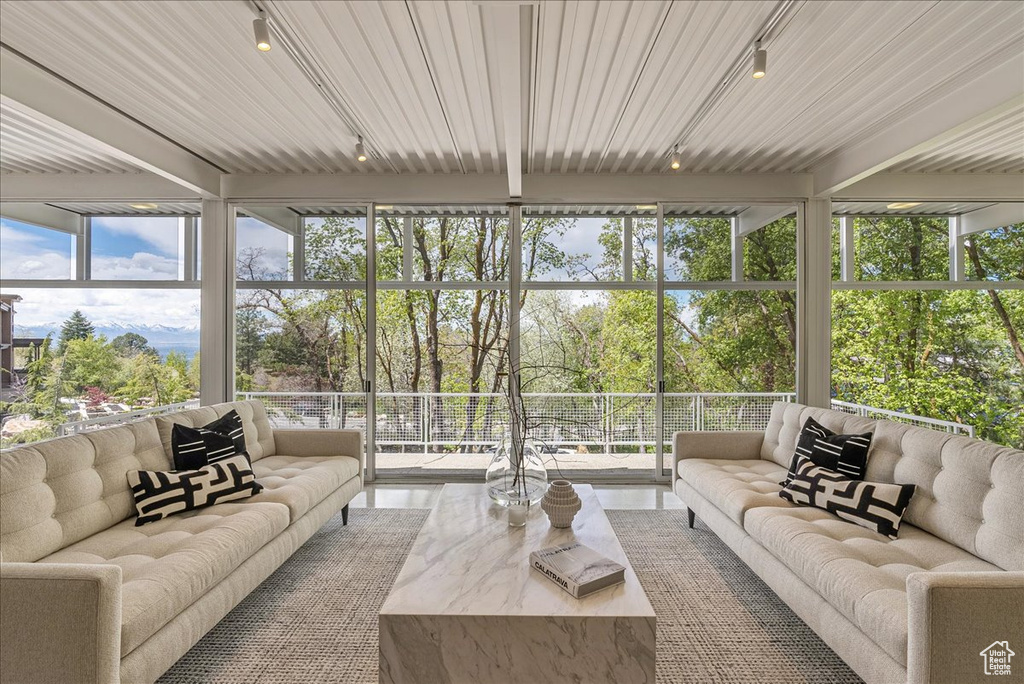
[[752, 41, 767, 79], [670, 146, 681, 170], [356, 136, 367, 162], [253, 11, 271, 52]]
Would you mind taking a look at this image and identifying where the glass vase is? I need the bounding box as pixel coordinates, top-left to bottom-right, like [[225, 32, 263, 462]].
[[485, 435, 548, 506]]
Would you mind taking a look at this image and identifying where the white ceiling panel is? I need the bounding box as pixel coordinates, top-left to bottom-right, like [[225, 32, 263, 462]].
[[888, 103, 1024, 174], [0, 0, 1020, 181], [0, 0, 364, 174], [678, 0, 1024, 174], [0, 103, 142, 174]]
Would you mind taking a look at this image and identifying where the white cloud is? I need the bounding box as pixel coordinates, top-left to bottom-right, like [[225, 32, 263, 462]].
[[91, 216, 182, 257], [12, 288, 200, 330], [1, 224, 74, 279], [91, 252, 179, 279]]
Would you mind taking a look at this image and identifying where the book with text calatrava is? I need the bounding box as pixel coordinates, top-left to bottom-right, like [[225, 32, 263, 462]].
[[530, 542, 626, 598]]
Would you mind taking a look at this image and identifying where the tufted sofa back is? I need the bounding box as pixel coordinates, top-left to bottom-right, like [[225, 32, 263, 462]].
[[0, 420, 170, 562], [153, 400, 276, 463], [0, 400, 278, 564], [761, 401, 1024, 571]]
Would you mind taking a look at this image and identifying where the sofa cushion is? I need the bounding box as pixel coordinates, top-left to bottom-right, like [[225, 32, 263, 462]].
[[39, 501, 289, 656], [744, 506, 1002, 665], [0, 420, 170, 562], [156, 400, 275, 462], [248, 455, 360, 522], [780, 457, 916, 539], [676, 458, 794, 525]]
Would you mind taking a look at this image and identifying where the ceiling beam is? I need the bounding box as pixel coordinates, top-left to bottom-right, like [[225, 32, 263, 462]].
[[482, 4, 527, 198], [221, 172, 813, 204], [960, 202, 1024, 236], [836, 173, 1024, 202], [0, 46, 222, 197], [736, 205, 796, 236], [0, 172, 201, 202], [812, 53, 1024, 197], [239, 206, 301, 236], [0, 202, 82, 234]]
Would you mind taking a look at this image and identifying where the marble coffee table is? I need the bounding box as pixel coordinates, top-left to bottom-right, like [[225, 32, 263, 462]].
[[378, 483, 655, 684]]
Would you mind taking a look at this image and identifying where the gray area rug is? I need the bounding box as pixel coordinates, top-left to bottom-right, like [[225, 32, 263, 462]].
[[160, 507, 861, 683]]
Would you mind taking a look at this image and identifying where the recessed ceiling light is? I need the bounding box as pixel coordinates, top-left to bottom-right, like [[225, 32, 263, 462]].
[[130, 203, 159, 210], [636, 205, 657, 210], [887, 202, 922, 210], [376, 205, 393, 211]]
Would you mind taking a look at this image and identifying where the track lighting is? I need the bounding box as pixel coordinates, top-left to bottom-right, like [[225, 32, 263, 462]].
[[670, 146, 681, 170], [356, 136, 367, 162], [253, 11, 271, 52], [752, 41, 767, 79]]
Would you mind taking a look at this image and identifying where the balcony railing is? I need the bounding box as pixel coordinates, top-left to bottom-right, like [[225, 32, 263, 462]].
[[58, 400, 200, 436], [234, 391, 975, 450]]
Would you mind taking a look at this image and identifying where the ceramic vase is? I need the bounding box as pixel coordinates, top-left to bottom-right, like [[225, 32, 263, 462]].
[[541, 480, 582, 528]]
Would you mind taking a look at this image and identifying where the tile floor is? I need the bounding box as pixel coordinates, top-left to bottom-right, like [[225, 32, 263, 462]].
[[349, 483, 686, 510]]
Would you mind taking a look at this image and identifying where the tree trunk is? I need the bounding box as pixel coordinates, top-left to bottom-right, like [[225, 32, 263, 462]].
[[967, 239, 1024, 368]]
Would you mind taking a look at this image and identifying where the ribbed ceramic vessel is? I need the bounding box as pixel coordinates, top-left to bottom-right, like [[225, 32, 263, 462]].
[[541, 480, 582, 528]]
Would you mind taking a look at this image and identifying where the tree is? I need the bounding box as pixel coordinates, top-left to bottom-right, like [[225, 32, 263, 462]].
[[111, 332, 158, 358], [58, 310, 95, 351]]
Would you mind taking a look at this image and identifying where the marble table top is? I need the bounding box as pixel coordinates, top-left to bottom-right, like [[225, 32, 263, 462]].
[[379, 483, 655, 618]]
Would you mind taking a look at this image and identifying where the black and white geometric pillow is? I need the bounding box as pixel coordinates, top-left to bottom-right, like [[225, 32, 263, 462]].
[[779, 456, 915, 539], [171, 409, 247, 470], [784, 416, 873, 484], [128, 454, 263, 526]]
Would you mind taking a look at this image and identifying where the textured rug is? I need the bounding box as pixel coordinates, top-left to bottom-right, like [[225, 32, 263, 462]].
[[159, 507, 861, 684]]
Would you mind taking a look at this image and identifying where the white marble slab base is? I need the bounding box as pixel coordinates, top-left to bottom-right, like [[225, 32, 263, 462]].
[[378, 484, 656, 684]]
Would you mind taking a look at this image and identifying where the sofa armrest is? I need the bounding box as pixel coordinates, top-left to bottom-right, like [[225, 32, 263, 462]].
[[0, 562, 122, 684], [907, 571, 1024, 684], [273, 428, 365, 484], [673, 431, 764, 471]]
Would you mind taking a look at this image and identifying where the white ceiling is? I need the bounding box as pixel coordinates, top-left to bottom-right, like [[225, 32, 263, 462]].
[[0, 0, 1021, 178], [0, 103, 142, 174]]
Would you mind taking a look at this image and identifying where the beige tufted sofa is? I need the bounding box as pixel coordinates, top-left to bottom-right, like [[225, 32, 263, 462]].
[[0, 400, 363, 684], [675, 401, 1024, 684]]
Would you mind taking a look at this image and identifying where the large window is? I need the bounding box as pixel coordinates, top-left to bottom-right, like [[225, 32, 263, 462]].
[[1, 203, 202, 448], [830, 203, 1023, 449]]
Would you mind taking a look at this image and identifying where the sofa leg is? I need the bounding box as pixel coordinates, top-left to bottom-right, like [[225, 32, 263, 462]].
[[342, 504, 349, 526], [686, 507, 695, 529]]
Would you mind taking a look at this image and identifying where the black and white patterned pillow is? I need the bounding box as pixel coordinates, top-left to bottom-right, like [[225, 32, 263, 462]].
[[171, 410, 247, 470], [784, 416, 872, 483], [779, 456, 915, 539], [128, 454, 263, 526]]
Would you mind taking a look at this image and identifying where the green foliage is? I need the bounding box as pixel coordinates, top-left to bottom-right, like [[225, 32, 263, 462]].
[[58, 310, 94, 352], [111, 332, 158, 358]]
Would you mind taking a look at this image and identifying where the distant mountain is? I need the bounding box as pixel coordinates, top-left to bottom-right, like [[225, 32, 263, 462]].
[[13, 322, 200, 359]]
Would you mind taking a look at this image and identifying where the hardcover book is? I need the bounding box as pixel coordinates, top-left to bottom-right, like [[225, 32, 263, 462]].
[[530, 541, 626, 598]]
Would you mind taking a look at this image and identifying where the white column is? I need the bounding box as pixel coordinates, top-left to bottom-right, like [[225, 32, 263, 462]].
[[655, 203, 666, 481], [292, 219, 306, 282], [623, 216, 633, 282], [839, 216, 855, 282], [199, 199, 235, 405], [178, 216, 197, 282], [796, 199, 832, 408], [948, 216, 965, 281], [75, 216, 91, 281], [509, 204, 522, 374], [402, 216, 414, 282], [365, 203, 377, 482], [730, 217, 743, 281]]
